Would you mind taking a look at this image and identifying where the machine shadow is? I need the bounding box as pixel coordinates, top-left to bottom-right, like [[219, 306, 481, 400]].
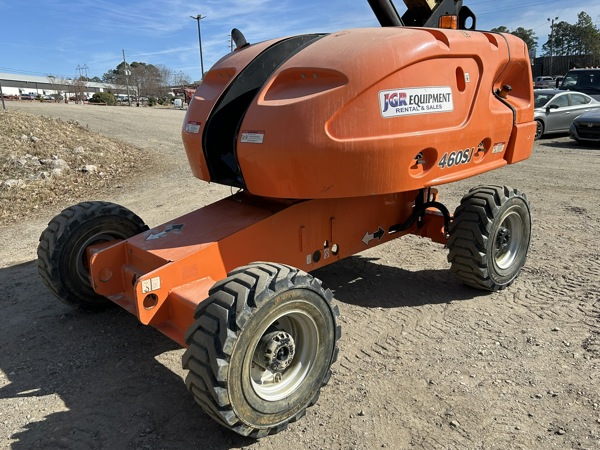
[[538, 137, 600, 150], [0, 261, 254, 449], [0, 257, 477, 448], [314, 255, 483, 308]]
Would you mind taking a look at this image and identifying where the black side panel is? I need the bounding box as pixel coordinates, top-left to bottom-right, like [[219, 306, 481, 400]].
[[203, 34, 325, 188]]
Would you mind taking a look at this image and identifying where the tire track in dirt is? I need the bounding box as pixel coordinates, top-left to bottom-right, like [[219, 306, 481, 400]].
[[320, 228, 599, 448], [581, 254, 600, 360]]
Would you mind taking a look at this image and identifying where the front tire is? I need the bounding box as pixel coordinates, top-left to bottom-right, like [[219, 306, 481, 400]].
[[182, 262, 341, 437], [37, 201, 148, 310], [447, 186, 531, 291]]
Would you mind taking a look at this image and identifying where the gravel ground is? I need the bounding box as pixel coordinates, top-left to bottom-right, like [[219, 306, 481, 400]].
[[1, 101, 599, 449]]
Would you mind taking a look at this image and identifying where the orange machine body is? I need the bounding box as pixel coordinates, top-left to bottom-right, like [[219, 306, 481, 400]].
[[90, 26, 535, 346], [182, 27, 534, 199]]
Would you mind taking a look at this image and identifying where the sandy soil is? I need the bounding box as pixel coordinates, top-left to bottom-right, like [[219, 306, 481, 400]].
[[1, 101, 598, 449]]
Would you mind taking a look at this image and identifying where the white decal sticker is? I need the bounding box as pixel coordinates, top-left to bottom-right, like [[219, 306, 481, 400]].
[[492, 142, 505, 154], [379, 87, 453, 118], [324, 248, 330, 260], [306, 254, 312, 265], [465, 73, 470, 83], [151, 277, 161, 291], [142, 279, 152, 294], [185, 121, 201, 133], [241, 131, 265, 144], [142, 277, 161, 294]]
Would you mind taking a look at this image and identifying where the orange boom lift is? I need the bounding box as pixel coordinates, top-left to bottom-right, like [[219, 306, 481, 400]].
[[38, 0, 535, 437]]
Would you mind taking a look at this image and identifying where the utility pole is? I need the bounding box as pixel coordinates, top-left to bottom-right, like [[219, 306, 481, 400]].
[[228, 34, 234, 52], [190, 14, 206, 79], [122, 49, 132, 106], [0, 81, 6, 111], [47, 75, 56, 101], [547, 17, 558, 76]]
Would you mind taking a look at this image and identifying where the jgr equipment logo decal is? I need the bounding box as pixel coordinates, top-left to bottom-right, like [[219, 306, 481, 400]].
[[379, 87, 453, 118]]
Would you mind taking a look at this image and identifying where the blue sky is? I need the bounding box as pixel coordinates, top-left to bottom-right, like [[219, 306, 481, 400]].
[[1, 0, 599, 82]]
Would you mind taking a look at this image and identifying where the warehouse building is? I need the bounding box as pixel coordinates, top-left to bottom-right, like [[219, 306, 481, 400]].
[[0, 72, 132, 101]]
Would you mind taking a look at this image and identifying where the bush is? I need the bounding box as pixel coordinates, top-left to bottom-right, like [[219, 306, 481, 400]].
[[148, 97, 157, 107], [89, 92, 117, 106]]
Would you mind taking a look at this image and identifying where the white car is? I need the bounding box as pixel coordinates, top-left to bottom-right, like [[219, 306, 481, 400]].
[[533, 76, 556, 89]]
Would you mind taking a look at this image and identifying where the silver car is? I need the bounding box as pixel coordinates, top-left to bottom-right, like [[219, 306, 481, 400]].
[[534, 89, 600, 139]]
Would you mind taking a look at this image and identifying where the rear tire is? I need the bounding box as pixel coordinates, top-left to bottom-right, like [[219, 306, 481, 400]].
[[534, 120, 544, 140], [182, 262, 341, 437], [447, 186, 531, 291], [37, 201, 148, 310]]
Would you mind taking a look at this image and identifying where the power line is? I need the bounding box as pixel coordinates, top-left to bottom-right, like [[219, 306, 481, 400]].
[[475, 0, 554, 15], [0, 66, 72, 78]]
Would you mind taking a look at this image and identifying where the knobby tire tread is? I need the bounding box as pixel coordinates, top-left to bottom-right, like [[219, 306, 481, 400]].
[[37, 201, 147, 310], [447, 185, 530, 291], [182, 262, 340, 438]]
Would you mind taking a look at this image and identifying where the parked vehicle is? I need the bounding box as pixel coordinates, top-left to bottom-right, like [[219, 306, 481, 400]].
[[533, 89, 600, 139], [554, 76, 564, 87], [559, 68, 600, 100], [569, 109, 600, 143], [533, 76, 555, 89]]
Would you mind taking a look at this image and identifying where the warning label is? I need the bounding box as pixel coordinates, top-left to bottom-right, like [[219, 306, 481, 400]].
[[241, 131, 265, 144]]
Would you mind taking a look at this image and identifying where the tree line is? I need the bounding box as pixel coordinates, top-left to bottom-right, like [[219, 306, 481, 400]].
[[101, 62, 191, 99], [492, 11, 599, 59], [75, 62, 192, 100]]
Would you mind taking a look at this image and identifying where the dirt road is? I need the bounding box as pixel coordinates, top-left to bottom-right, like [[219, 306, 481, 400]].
[[1, 102, 598, 449]]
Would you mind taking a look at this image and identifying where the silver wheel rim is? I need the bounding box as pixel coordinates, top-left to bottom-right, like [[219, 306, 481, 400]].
[[250, 309, 319, 401], [493, 206, 525, 271]]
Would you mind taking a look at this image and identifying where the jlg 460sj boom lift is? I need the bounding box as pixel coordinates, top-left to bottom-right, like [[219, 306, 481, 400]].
[[38, 0, 536, 437]]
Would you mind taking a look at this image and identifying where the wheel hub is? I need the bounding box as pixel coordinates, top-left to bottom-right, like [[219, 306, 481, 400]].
[[496, 226, 511, 251], [253, 331, 296, 373]]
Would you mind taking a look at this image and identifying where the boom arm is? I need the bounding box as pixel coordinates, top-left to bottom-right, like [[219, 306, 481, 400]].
[[368, 0, 476, 29]]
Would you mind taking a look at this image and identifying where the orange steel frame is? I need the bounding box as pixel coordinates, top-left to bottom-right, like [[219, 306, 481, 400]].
[[88, 190, 445, 346]]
